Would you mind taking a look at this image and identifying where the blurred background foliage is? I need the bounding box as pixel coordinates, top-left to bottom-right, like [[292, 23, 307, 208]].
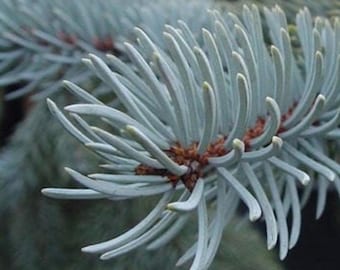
[[0, 0, 339, 269]]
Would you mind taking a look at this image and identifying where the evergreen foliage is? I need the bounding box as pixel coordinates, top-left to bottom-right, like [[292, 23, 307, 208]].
[[219, 0, 340, 19], [0, 0, 211, 100], [0, 1, 339, 269], [43, 4, 340, 270]]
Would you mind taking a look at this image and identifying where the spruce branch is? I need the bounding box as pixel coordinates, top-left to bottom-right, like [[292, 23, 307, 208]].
[[43, 5, 340, 269], [0, 0, 212, 100]]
